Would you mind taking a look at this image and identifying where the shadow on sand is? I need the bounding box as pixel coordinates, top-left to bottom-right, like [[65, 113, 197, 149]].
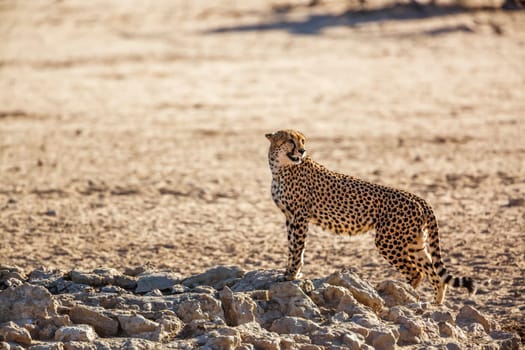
[[206, 2, 509, 35]]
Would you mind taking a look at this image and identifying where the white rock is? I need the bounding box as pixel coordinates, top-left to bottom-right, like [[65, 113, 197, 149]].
[[219, 286, 258, 326], [325, 272, 384, 312], [174, 293, 225, 323], [69, 305, 119, 337], [366, 327, 399, 350], [182, 266, 244, 289], [0, 285, 57, 322], [268, 282, 321, 321], [0, 322, 32, 346], [117, 314, 159, 335], [270, 316, 320, 335], [54, 325, 97, 342], [135, 272, 180, 293], [376, 280, 418, 307], [456, 305, 493, 332]]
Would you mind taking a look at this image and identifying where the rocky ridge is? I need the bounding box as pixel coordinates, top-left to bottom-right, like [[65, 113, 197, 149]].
[[0, 265, 520, 349]]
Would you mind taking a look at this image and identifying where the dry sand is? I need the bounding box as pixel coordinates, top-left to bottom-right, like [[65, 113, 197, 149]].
[[0, 0, 524, 341]]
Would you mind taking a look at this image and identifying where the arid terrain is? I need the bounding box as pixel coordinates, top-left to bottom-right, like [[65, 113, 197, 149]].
[[0, 0, 524, 344]]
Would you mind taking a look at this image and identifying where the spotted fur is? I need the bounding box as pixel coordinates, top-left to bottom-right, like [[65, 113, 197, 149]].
[[266, 129, 475, 304]]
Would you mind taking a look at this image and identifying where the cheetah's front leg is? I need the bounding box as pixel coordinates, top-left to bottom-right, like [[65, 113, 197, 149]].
[[285, 215, 309, 280]]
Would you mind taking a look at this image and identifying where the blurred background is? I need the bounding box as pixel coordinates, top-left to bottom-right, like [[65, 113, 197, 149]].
[[0, 0, 524, 339]]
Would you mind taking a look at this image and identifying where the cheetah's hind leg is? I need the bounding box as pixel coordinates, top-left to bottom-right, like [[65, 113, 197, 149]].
[[374, 228, 424, 289]]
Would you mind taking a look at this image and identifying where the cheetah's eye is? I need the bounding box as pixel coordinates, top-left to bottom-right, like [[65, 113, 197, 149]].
[[288, 140, 295, 144]]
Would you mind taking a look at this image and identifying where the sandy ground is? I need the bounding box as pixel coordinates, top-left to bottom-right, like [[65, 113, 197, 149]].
[[1, 0, 524, 341]]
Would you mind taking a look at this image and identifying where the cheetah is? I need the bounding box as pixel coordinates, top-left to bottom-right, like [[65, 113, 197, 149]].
[[266, 129, 475, 304]]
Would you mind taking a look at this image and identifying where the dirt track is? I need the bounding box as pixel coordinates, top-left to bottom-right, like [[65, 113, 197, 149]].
[[1, 0, 524, 340]]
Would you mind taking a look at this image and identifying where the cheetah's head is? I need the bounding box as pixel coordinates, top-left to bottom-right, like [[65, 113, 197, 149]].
[[265, 129, 307, 168]]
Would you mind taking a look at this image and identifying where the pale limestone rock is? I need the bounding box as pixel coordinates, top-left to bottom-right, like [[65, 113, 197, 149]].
[[117, 314, 163, 341], [366, 327, 399, 350], [236, 322, 281, 350], [70, 269, 117, 286], [203, 327, 241, 350], [376, 280, 418, 307], [0, 285, 57, 322], [69, 305, 118, 337], [0, 265, 26, 283], [0, 322, 32, 346], [219, 286, 258, 326], [135, 272, 180, 293], [231, 270, 283, 292], [268, 282, 321, 321], [174, 293, 225, 323], [62, 342, 96, 350], [342, 332, 366, 350], [54, 325, 96, 342], [156, 315, 184, 337], [428, 310, 455, 324], [325, 272, 384, 312], [28, 343, 63, 350], [311, 283, 368, 316], [456, 305, 494, 332], [182, 266, 244, 289], [34, 315, 72, 340], [269, 316, 320, 335], [439, 321, 458, 338], [397, 315, 425, 345]]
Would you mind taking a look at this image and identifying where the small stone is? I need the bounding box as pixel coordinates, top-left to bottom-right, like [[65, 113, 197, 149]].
[[342, 332, 366, 350], [113, 275, 137, 290], [99, 285, 126, 294], [456, 305, 493, 332], [135, 272, 180, 293], [145, 289, 163, 296], [489, 330, 522, 350], [366, 328, 398, 350], [446, 342, 462, 350], [63, 342, 96, 350], [219, 286, 258, 326], [350, 313, 382, 329], [3, 279, 23, 288], [0, 322, 32, 346], [0, 265, 26, 282], [182, 266, 244, 289], [268, 281, 321, 321], [376, 280, 418, 307], [439, 321, 457, 338], [54, 325, 97, 342], [28, 343, 63, 350], [269, 316, 320, 335], [70, 268, 121, 287], [204, 327, 241, 350], [325, 272, 384, 312], [192, 286, 216, 294], [69, 305, 119, 337], [310, 327, 345, 346], [397, 316, 424, 345], [0, 285, 57, 322], [236, 322, 281, 350], [174, 293, 225, 323], [231, 270, 283, 292], [429, 310, 455, 324], [156, 315, 184, 336], [117, 314, 160, 335]]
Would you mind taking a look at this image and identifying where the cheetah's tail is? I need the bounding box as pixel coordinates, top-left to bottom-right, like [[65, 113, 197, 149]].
[[423, 209, 476, 295], [437, 265, 476, 295]]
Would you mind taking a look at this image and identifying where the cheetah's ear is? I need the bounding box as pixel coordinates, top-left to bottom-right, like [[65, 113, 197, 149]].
[[265, 133, 275, 141]]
